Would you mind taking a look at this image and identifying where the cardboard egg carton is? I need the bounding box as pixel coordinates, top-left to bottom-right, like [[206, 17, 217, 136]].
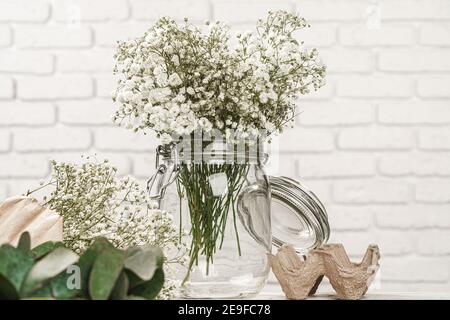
[[269, 243, 380, 300]]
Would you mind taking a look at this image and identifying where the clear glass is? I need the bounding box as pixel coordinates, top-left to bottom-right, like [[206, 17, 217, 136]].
[[156, 140, 271, 299], [269, 176, 330, 254]]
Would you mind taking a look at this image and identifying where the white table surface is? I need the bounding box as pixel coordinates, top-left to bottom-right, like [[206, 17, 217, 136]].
[[256, 283, 450, 300]]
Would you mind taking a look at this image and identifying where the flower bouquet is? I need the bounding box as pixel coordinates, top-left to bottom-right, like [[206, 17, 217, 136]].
[[113, 10, 326, 298]]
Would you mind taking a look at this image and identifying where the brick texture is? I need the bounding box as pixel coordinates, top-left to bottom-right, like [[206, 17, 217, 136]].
[[379, 49, 450, 72], [0, 130, 10, 152], [57, 49, 114, 72], [17, 75, 93, 100], [131, 0, 211, 21], [52, 0, 129, 21], [0, 0, 50, 22], [0, 102, 55, 125], [0, 51, 54, 74], [417, 76, 450, 98], [0, 0, 449, 293], [0, 26, 11, 47], [338, 127, 414, 150], [15, 25, 92, 48], [0, 76, 14, 99], [14, 127, 92, 151]]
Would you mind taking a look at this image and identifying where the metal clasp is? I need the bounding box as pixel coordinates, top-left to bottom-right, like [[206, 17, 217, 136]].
[[147, 143, 179, 207]]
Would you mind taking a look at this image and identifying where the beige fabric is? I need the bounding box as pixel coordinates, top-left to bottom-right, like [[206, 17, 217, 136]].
[[0, 196, 63, 247]]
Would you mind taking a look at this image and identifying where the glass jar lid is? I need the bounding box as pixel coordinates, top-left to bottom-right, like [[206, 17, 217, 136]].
[[269, 176, 330, 253]]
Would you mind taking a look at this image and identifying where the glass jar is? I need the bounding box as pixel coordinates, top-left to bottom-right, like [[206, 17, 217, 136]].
[[147, 137, 331, 299], [148, 139, 272, 299]]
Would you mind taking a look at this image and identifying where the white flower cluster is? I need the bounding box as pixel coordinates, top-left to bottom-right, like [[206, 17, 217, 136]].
[[31, 157, 187, 299], [112, 11, 326, 144]]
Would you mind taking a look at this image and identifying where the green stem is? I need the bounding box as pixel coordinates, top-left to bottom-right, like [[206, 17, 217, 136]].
[[177, 161, 249, 284]]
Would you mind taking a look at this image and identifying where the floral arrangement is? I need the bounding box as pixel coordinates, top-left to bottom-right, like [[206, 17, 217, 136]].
[[112, 11, 326, 282], [112, 10, 326, 144], [27, 157, 186, 299]]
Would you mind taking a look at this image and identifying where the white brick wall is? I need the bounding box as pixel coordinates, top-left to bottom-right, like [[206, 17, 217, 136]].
[[1, 0, 450, 293], [0, 0, 50, 22]]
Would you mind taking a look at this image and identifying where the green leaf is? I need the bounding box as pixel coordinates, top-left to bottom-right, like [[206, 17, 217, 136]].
[[124, 246, 163, 281], [109, 271, 129, 300], [21, 247, 78, 296], [88, 247, 126, 300], [125, 269, 145, 289], [17, 232, 31, 252], [128, 268, 164, 300], [78, 238, 115, 271], [31, 241, 64, 260], [24, 261, 80, 300], [49, 269, 80, 299], [0, 274, 20, 300], [0, 244, 34, 294], [77, 237, 115, 296], [26, 284, 53, 299]]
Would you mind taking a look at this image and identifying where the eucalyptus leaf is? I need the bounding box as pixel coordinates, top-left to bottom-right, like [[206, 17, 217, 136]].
[[31, 241, 64, 260], [21, 247, 78, 296], [128, 268, 164, 300], [89, 247, 126, 300], [0, 274, 20, 300], [109, 271, 129, 300], [74, 237, 115, 297], [124, 246, 163, 281], [26, 284, 53, 299], [50, 269, 80, 299], [125, 269, 145, 289], [17, 232, 31, 252], [78, 237, 115, 273], [0, 234, 166, 300], [0, 244, 34, 293]]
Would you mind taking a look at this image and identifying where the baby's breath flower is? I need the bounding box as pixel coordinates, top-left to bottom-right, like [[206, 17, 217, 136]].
[[28, 157, 187, 299], [112, 11, 326, 143]]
